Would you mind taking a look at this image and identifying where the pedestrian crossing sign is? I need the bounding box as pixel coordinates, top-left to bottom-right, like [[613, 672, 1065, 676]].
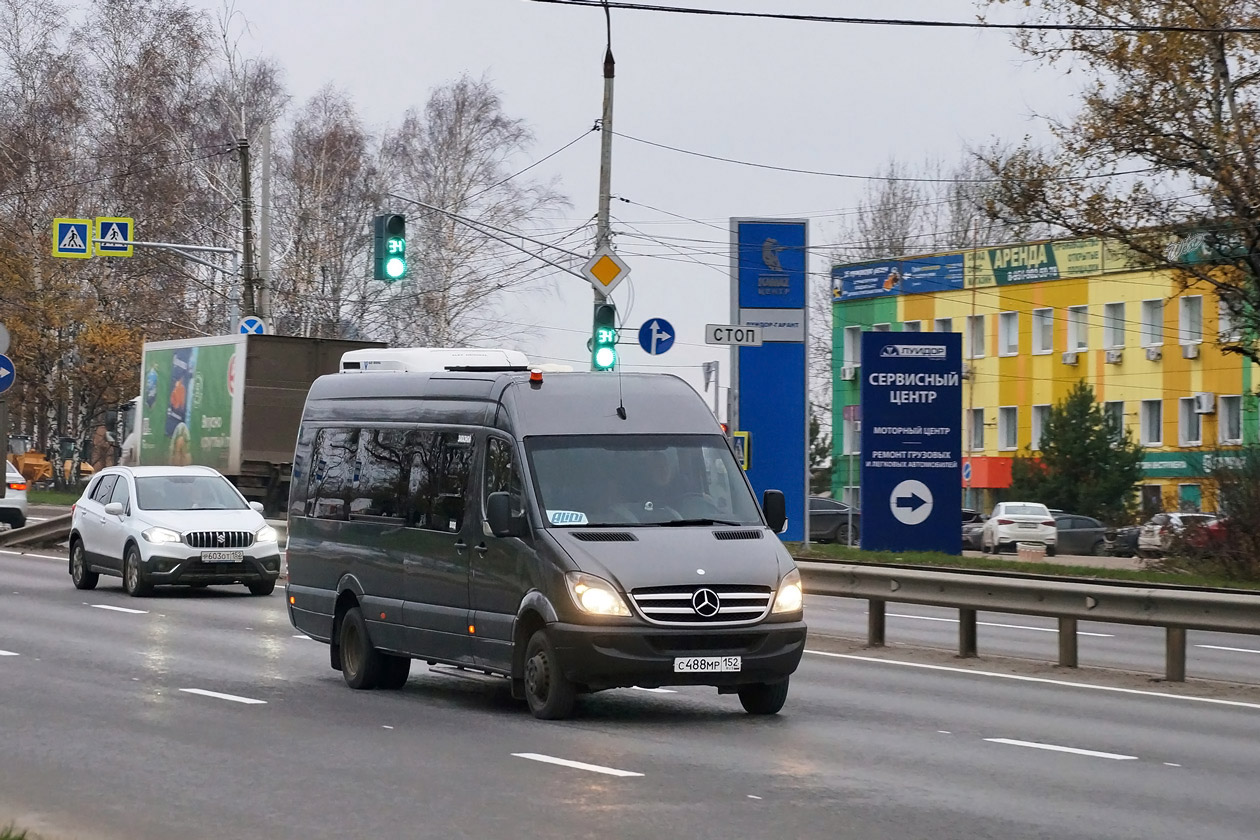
[[52, 218, 92, 259], [94, 216, 134, 257]]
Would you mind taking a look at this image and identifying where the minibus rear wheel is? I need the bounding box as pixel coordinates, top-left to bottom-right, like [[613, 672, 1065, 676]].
[[524, 629, 577, 720]]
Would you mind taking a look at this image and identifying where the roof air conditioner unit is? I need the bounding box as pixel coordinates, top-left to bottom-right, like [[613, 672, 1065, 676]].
[[1182, 343, 1201, 359], [1105, 349, 1123, 365], [1194, 392, 1215, 414], [1061, 352, 1079, 366], [840, 365, 857, 381], [1145, 346, 1163, 361]]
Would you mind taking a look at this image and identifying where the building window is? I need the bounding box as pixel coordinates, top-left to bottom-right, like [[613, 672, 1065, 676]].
[[1179, 295, 1203, 344], [902, 320, 922, 332], [998, 311, 1019, 356], [1141, 299, 1164, 346], [1103, 302, 1125, 349], [969, 408, 985, 451], [1179, 397, 1202, 445], [873, 322, 891, 332], [1141, 399, 1163, 446], [843, 325, 862, 367], [934, 317, 953, 333], [1104, 401, 1125, 442], [1067, 305, 1089, 351], [1219, 298, 1242, 342], [1032, 308, 1053, 355], [967, 315, 985, 359], [1031, 404, 1050, 451], [1219, 395, 1242, 444], [998, 406, 1018, 451]]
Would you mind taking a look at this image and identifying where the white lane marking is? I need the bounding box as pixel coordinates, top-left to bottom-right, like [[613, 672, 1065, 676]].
[[1165, 762, 1182, 767], [805, 650, 1260, 710], [293, 634, 314, 639], [631, 686, 677, 694], [383, 725, 394, 730], [0, 548, 67, 562], [179, 688, 267, 705], [512, 753, 643, 778], [747, 795, 762, 800], [938, 730, 952, 734], [887, 612, 1114, 637], [0, 650, 18, 656], [1196, 644, 1260, 654], [985, 738, 1138, 760], [90, 604, 148, 615]]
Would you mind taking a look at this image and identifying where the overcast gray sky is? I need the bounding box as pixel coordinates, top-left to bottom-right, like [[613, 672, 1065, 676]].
[[189, 0, 1081, 411]]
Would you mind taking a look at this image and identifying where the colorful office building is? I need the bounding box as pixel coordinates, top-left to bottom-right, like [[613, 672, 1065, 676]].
[[831, 236, 1258, 515]]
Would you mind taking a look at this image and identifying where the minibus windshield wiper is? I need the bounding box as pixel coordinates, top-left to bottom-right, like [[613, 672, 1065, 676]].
[[655, 518, 746, 527]]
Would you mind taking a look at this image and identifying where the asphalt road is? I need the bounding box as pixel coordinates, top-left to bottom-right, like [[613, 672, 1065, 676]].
[[2, 548, 1259, 840]]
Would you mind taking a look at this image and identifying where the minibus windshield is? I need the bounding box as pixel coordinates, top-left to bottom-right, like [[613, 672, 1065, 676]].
[[526, 434, 763, 527]]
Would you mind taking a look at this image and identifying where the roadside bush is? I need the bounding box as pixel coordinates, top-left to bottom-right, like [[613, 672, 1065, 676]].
[[1163, 447, 1260, 582], [1, 825, 29, 840]]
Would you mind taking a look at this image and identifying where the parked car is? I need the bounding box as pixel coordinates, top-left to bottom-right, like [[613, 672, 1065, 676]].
[[810, 496, 859, 544], [1109, 525, 1141, 557], [1138, 512, 1219, 557], [68, 465, 282, 596], [981, 501, 1057, 555], [962, 520, 986, 550], [0, 462, 28, 529], [1054, 514, 1108, 556]]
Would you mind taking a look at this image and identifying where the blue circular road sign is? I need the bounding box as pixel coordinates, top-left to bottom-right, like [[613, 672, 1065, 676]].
[[637, 318, 675, 355], [240, 316, 268, 335], [0, 353, 14, 395]]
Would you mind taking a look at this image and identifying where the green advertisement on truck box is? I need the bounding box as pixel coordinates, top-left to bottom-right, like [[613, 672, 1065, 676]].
[[139, 340, 238, 471]]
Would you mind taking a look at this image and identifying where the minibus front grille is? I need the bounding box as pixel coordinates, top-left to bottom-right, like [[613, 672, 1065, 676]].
[[570, 531, 638, 542], [713, 530, 762, 540], [630, 585, 773, 625]]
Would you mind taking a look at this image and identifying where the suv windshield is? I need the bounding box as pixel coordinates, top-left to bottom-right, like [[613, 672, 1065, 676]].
[[526, 434, 763, 527], [135, 475, 248, 511]]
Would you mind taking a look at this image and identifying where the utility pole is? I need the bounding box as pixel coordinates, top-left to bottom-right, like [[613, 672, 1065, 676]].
[[592, 1, 615, 370], [258, 125, 272, 323], [238, 136, 257, 317]]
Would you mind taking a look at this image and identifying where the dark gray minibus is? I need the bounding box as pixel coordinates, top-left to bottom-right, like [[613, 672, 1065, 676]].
[[284, 364, 806, 719]]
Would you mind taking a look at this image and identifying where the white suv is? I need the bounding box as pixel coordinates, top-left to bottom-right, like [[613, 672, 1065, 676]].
[[1, 462, 28, 529], [69, 465, 281, 596], [981, 501, 1058, 556]]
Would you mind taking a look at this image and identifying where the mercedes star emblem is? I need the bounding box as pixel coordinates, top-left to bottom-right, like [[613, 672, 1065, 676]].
[[691, 588, 721, 618]]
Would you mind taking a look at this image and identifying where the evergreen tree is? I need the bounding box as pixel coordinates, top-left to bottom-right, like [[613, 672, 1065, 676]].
[[1008, 382, 1142, 523], [809, 414, 832, 495]]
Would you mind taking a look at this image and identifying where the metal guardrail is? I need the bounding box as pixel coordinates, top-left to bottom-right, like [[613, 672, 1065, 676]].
[[0, 514, 72, 548], [798, 560, 1260, 682]]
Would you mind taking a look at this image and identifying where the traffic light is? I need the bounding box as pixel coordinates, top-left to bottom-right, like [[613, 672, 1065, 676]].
[[373, 213, 407, 281], [591, 303, 617, 371]]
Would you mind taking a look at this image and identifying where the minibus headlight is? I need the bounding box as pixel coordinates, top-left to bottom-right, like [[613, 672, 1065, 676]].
[[142, 526, 182, 544], [566, 572, 631, 617], [772, 568, 803, 614]]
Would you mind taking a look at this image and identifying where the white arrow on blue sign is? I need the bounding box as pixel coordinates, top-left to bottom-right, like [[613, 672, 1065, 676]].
[[637, 318, 675, 355], [239, 316, 268, 335], [0, 353, 15, 395]]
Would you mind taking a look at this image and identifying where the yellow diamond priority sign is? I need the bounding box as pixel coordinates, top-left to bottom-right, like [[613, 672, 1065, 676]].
[[583, 246, 630, 296]]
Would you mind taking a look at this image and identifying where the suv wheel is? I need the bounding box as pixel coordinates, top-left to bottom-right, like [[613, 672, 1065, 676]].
[[70, 539, 98, 590], [123, 545, 151, 597]]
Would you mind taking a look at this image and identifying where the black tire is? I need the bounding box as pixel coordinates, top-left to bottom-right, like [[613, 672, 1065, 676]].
[[523, 629, 577, 720], [70, 539, 98, 591], [1090, 539, 1104, 557], [738, 680, 790, 715], [1046, 545, 1057, 557], [247, 579, 276, 596], [339, 607, 383, 690], [377, 654, 412, 690], [122, 545, 151, 597]]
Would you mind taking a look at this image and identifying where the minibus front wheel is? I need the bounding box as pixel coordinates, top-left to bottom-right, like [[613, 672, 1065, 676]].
[[524, 629, 578, 720], [738, 679, 790, 715]]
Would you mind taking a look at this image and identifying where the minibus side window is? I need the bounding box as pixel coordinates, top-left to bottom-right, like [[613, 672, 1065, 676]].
[[308, 428, 359, 520], [484, 436, 524, 517], [402, 430, 473, 533], [354, 429, 406, 522]]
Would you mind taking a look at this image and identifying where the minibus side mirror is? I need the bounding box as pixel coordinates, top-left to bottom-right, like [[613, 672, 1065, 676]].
[[487, 491, 527, 538], [762, 489, 787, 534]]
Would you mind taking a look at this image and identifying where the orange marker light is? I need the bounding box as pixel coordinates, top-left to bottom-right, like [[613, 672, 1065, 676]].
[[380, 612, 387, 620], [529, 368, 543, 383], [468, 625, 476, 634], [288, 596, 295, 605]]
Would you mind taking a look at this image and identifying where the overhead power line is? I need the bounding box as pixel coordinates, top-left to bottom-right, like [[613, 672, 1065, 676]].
[[528, 0, 1260, 34]]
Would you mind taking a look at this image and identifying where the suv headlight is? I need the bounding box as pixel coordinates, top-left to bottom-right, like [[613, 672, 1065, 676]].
[[255, 525, 278, 543], [566, 572, 631, 617], [142, 526, 182, 544], [772, 568, 803, 614]]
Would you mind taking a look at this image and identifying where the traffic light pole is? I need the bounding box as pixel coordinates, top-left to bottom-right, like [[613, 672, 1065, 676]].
[[593, 2, 616, 370]]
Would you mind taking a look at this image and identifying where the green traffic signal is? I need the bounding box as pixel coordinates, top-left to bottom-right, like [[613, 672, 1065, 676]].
[[592, 303, 617, 371], [374, 213, 407, 282]]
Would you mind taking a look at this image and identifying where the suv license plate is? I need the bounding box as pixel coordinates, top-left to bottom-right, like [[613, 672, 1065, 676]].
[[673, 656, 741, 673], [201, 551, 243, 562]]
